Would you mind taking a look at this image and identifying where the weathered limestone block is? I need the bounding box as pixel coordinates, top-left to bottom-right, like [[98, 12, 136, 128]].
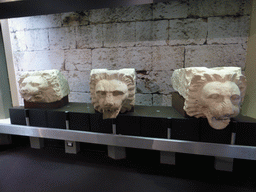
[[136, 20, 168, 46], [169, 18, 207, 45], [103, 22, 136, 47], [153, 1, 188, 19], [69, 92, 91, 103], [19, 69, 70, 103], [171, 67, 247, 129], [185, 45, 246, 69], [25, 29, 50, 51], [10, 31, 26, 52], [8, 14, 61, 31], [49, 27, 76, 50], [150, 71, 175, 94], [67, 71, 90, 92], [153, 94, 172, 107], [76, 25, 103, 48], [135, 94, 152, 106], [208, 16, 250, 44], [188, 0, 241, 17], [11, 29, 49, 52], [64, 49, 92, 71], [92, 47, 152, 71], [152, 46, 184, 70], [116, 4, 152, 22], [135, 21, 153, 47], [136, 71, 175, 94], [14, 50, 65, 71], [90, 68, 136, 119], [61, 12, 89, 26], [25, 14, 62, 29], [89, 4, 152, 24], [136, 71, 159, 94]]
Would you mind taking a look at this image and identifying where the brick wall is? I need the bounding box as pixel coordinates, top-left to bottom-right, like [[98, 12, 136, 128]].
[[8, 0, 251, 106]]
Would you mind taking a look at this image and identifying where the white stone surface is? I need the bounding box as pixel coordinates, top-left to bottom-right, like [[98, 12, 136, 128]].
[[49, 27, 76, 50], [8, 17, 30, 32], [153, 94, 172, 106], [69, 92, 91, 103], [90, 68, 136, 119], [208, 16, 250, 44], [67, 71, 90, 92], [135, 94, 152, 106], [14, 50, 64, 71], [76, 25, 103, 48], [185, 45, 246, 70], [25, 29, 50, 51], [169, 18, 207, 45], [10, 31, 27, 52], [8, 14, 61, 31], [171, 67, 247, 129], [152, 46, 184, 70], [92, 47, 152, 71], [64, 49, 92, 71], [26, 14, 62, 29], [19, 69, 70, 103], [188, 0, 241, 17], [103, 22, 136, 47], [11, 29, 49, 51], [153, 1, 188, 19]]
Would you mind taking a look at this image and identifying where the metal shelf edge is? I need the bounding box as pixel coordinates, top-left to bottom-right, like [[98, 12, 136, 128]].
[[0, 123, 255, 160]]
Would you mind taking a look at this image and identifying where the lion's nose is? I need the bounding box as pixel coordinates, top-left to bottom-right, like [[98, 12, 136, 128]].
[[105, 93, 114, 106], [222, 98, 236, 116]]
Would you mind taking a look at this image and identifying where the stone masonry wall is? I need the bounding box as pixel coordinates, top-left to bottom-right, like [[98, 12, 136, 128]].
[[8, 0, 251, 106]]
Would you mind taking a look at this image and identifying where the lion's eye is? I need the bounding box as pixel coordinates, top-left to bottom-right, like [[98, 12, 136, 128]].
[[96, 91, 106, 96], [31, 82, 40, 86], [113, 91, 124, 96], [21, 83, 27, 87], [208, 94, 219, 99], [231, 95, 240, 101]]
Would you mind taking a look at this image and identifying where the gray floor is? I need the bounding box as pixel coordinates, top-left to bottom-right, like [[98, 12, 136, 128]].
[[0, 136, 255, 192]]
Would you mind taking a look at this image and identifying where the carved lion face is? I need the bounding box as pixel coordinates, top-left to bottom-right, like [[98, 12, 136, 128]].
[[199, 81, 241, 129], [94, 79, 129, 119], [19, 76, 50, 102]]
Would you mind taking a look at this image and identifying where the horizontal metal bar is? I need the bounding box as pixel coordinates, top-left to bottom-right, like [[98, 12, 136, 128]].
[[0, 123, 255, 160]]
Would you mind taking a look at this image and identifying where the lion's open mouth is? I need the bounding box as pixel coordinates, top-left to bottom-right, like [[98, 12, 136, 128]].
[[103, 107, 121, 119], [208, 116, 230, 129]]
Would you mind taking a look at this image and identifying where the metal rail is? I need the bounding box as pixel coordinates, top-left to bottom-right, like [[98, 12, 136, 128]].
[[0, 123, 255, 160]]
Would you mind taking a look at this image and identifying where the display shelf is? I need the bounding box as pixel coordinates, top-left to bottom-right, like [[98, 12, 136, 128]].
[[0, 122, 256, 161]]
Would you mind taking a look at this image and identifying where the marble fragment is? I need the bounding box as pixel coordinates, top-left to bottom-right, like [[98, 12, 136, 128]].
[[19, 69, 70, 103], [90, 68, 136, 119], [171, 67, 246, 129]]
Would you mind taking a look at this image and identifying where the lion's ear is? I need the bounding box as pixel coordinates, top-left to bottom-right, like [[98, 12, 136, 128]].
[[18, 72, 29, 84]]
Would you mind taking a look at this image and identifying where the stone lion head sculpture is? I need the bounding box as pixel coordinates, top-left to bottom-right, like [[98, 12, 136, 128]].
[[171, 67, 246, 129], [90, 68, 136, 119], [18, 69, 70, 103]]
